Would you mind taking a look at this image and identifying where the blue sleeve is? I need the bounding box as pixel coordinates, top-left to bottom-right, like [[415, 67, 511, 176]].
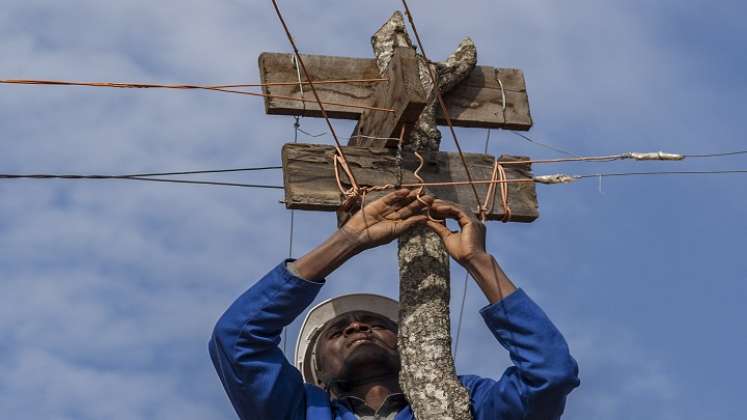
[[464, 289, 580, 420], [208, 261, 324, 420]]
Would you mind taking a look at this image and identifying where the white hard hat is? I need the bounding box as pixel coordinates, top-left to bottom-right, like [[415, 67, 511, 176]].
[[294, 293, 399, 385]]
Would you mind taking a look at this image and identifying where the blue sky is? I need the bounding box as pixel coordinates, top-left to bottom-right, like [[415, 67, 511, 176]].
[[1, 1, 745, 419]]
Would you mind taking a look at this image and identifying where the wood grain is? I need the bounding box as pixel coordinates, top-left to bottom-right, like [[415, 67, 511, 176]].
[[282, 143, 538, 222], [260, 52, 532, 131]]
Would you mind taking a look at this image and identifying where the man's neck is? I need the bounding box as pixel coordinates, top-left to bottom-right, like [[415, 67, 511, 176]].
[[340, 374, 402, 411]]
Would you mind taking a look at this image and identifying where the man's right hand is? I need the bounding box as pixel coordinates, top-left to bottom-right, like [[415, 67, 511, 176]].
[[292, 189, 430, 281], [341, 189, 432, 252], [425, 199, 488, 266], [426, 199, 517, 304]]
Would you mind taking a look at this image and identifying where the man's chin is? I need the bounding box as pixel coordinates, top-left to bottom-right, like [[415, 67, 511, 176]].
[[341, 343, 399, 374]]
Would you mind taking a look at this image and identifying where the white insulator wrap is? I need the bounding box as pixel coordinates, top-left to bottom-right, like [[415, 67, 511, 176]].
[[624, 151, 685, 161], [533, 174, 579, 184]]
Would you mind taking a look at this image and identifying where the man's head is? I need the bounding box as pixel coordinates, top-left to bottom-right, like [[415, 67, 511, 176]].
[[295, 293, 400, 389], [314, 310, 399, 390]]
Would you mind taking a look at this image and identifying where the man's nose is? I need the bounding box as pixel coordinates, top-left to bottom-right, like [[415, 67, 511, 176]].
[[343, 321, 371, 336]]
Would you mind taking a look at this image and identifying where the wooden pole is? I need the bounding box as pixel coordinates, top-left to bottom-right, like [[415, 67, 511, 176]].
[[372, 12, 475, 420]]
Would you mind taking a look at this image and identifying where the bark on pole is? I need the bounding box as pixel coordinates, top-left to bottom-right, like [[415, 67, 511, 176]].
[[372, 12, 476, 420]]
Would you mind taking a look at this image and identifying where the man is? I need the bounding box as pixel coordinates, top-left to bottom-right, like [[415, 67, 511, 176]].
[[210, 189, 579, 419]]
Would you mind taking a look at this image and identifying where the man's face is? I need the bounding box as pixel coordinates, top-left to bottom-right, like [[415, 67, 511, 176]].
[[315, 311, 399, 385]]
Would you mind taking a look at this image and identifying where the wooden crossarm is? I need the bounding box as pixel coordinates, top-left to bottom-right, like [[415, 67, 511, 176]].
[[259, 52, 533, 131], [281, 143, 538, 222]]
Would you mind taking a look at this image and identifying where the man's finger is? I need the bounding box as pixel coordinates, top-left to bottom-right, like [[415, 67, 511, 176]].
[[362, 189, 412, 217], [375, 189, 412, 207], [393, 215, 428, 236], [390, 193, 432, 220], [430, 200, 475, 227], [426, 220, 452, 239]]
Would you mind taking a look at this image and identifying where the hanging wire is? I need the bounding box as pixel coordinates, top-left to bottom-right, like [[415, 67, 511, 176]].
[[290, 55, 327, 140], [297, 127, 326, 138], [282, 117, 302, 356], [454, 128, 493, 359], [509, 131, 578, 157]]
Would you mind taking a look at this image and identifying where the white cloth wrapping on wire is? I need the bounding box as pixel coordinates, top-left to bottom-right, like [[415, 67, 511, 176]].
[[533, 174, 580, 184], [624, 151, 684, 161]]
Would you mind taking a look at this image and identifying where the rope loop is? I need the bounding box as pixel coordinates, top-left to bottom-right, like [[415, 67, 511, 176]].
[[479, 159, 512, 223], [413, 151, 443, 223]]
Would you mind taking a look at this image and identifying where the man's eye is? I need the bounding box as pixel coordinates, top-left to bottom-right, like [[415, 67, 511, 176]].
[[328, 330, 342, 338]]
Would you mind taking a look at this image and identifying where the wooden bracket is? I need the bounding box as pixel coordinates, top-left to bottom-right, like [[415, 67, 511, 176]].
[[348, 47, 427, 149]]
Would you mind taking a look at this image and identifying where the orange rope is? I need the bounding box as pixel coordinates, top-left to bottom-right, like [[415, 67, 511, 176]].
[[480, 160, 499, 221], [0, 78, 395, 114], [404, 126, 430, 210], [400, 178, 533, 189], [497, 163, 511, 222], [400, 0, 483, 210], [412, 151, 444, 223], [270, 0, 361, 205], [477, 159, 511, 222], [0, 78, 387, 89]]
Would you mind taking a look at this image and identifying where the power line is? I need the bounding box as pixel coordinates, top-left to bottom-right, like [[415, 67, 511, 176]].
[[0, 164, 281, 179], [577, 169, 747, 179], [3, 166, 747, 191], [507, 132, 747, 162], [497, 149, 746, 166], [128, 166, 282, 177], [684, 150, 747, 158], [0, 173, 283, 189]]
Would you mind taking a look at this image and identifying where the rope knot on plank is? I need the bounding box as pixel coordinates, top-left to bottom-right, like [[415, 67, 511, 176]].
[[479, 159, 511, 223], [333, 152, 395, 209]]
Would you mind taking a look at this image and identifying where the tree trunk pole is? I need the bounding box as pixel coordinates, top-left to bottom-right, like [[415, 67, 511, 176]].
[[372, 12, 476, 420], [398, 227, 472, 420]]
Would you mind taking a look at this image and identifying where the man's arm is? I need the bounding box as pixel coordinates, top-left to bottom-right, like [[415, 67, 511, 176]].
[[209, 262, 322, 420], [464, 289, 580, 420], [209, 189, 429, 419], [428, 200, 580, 419]]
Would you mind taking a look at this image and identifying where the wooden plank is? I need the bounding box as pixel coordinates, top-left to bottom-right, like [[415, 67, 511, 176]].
[[352, 47, 427, 149], [259, 52, 380, 120], [435, 66, 532, 129], [260, 52, 532, 131], [282, 143, 538, 222]]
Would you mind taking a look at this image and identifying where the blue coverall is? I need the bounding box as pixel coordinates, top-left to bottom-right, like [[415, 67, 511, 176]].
[[209, 262, 580, 419]]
